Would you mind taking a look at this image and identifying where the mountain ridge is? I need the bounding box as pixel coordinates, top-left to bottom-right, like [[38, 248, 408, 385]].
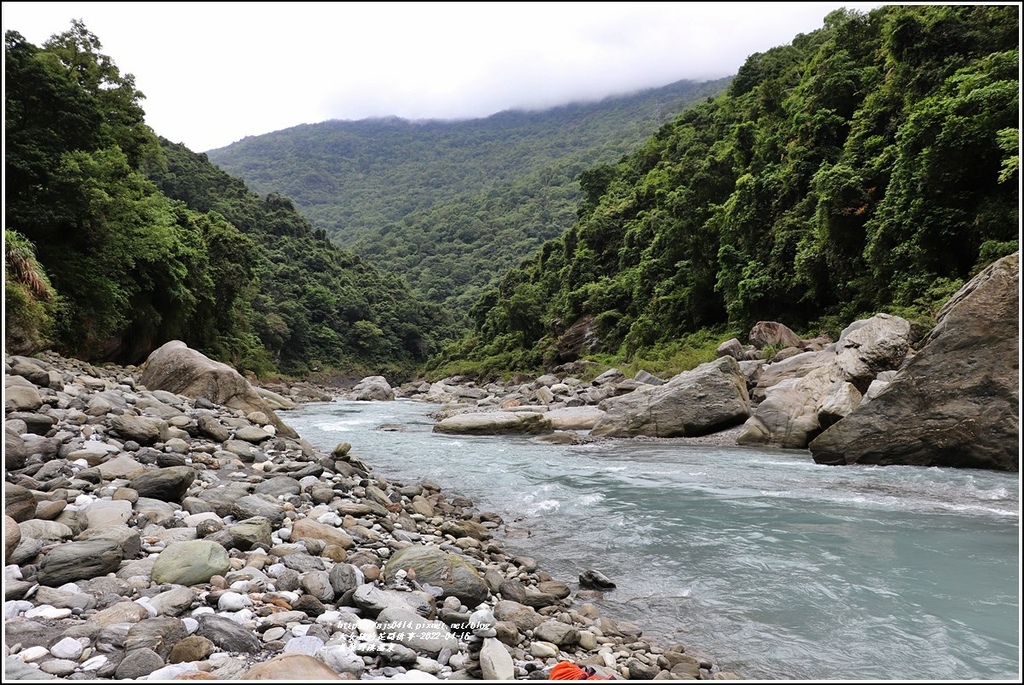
[[206, 76, 732, 321]]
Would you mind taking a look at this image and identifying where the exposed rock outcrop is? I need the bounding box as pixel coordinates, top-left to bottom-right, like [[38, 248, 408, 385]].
[[809, 252, 1019, 471], [590, 356, 750, 438], [139, 340, 297, 438], [737, 313, 912, 449]]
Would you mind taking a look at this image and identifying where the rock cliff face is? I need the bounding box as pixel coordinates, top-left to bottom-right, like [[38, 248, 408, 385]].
[[809, 252, 1019, 471]]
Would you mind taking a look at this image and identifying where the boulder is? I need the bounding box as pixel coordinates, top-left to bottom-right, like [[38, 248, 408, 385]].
[[544, 406, 606, 430], [37, 539, 123, 586], [591, 356, 750, 438], [739, 313, 912, 449], [810, 252, 1019, 471], [432, 411, 553, 435], [351, 376, 394, 401], [151, 540, 231, 586], [138, 340, 297, 438], [748, 321, 802, 350], [383, 544, 489, 607], [737, 369, 833, 448]]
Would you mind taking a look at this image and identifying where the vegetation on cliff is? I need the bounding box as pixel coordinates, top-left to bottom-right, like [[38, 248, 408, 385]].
[[430, 5, 1019, 378], [5, 6, 1018, 384], [206, 79, 731, 320]]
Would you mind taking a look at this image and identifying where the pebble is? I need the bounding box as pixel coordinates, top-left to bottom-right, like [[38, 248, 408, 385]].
[[3, 349, 743, 681]]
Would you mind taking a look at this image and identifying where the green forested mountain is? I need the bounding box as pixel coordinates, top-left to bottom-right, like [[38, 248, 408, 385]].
[[6, 7, 1018, 385], [206, 79, 731, 317], [4, 22, 454, 377], [432, 5, 1019, 376]]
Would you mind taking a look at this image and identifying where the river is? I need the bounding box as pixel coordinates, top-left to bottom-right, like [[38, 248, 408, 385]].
[[281, 398, 1020, 681]]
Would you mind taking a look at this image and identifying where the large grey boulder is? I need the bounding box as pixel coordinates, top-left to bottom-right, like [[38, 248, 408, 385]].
[[138, 340, 297, 438], [748, 321, 802, 351], [738, 313, 912, 449], [590, 356, 750, 438], [810, 252, 1019, 471], [37, 539, 123, 586], [350, 376, 394, 401], [544, 406, 606, 430], [383, 544, 489, 607], [151, 540, 231, 586], [433, 411, 553, 435]]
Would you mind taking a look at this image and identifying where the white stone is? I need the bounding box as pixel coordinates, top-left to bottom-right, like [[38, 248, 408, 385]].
[[391, 670, 439, 681], [480, 637, 515, 679], [317, 644, 365, 674], [49, 637, 84, 660], [25, 605, 71, 620], [316, 512, 343, 527], [356, 618, 377, 637], [18, 646, 50, 662], [4, 600, 32, 619], [414, 657, 443, 675], [145, 663, 199, 680], [217, 592, 252, 612], [81, 655, 108, 671], [283, 635, 324, 655], [135, 597, 158, 618]]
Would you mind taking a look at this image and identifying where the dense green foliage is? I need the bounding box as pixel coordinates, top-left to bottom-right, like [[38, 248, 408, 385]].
[[207, 79, 730, 320], [4, 228, 59, 354], [4, 22, 453, 377], [433, 5, 1019, 376], [7, 7, 1018, 385], [148, 140, 458, 376]]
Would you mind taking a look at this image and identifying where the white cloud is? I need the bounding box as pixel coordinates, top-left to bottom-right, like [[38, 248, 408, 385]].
[[2, 1, 883, 152]]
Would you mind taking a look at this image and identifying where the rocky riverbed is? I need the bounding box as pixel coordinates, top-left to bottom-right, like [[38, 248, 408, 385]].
[[4, 347, 743, 681]]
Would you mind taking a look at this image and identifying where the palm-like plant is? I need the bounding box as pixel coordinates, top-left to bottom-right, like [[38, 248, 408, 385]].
[[4, 229, 53, 299]]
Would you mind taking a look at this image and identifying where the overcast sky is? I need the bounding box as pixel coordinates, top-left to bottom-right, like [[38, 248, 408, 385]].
[[3, 2, 887, 153]]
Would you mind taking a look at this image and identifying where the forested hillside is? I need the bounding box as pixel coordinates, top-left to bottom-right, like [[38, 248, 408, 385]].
[[432, 5, 1019, 376], [4, 22, 454, 378], [206, 79, 730, 317], [6, 6, 1018, 385]]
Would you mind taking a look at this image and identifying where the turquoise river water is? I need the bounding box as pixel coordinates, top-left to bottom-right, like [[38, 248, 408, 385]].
[[282, 398, 1020, 681]]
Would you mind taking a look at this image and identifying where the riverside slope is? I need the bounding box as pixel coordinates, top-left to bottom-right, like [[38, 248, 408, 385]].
[[3, 347, 741, 681]]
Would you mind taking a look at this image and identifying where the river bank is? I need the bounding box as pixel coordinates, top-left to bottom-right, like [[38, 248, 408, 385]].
[[4, 348, 743, 681]]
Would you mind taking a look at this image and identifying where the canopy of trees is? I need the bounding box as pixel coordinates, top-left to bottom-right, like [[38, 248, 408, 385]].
[[7, 6, 1018, 383], [207, 79, 730, 323], [4, 22, 454, 377], [435, 5, 1019, 374]]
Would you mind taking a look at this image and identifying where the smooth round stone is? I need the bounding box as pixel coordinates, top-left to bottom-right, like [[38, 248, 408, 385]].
[[5, 600, 32, 619], [217, 591, 252, 612], [81, 655, 108, 672], [146, 663, 199, 680], [39, 658, 78, 676], [530, 641, 559, 658], [49, 637, 85, 660], [18, 646, 49, 662], [282, 635, 325, 656], [262, 627, 287, 642], [25, 605, 72, 620]]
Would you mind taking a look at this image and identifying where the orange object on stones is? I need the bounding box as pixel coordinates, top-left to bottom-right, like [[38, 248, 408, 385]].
[[548, 661, 609, 680]]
